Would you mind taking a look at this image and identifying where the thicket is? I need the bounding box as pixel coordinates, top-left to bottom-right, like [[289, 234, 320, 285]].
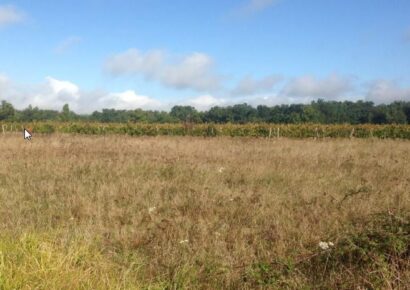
[[1, 99, 410, 124], [245, 212, 410, 289]]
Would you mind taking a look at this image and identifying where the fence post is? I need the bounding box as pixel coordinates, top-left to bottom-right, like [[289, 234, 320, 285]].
[[277, 127, 280, 138], [269, 127, 272, 139]]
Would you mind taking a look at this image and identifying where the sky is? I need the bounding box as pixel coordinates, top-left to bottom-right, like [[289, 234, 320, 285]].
[[0, 0, 410, 113]]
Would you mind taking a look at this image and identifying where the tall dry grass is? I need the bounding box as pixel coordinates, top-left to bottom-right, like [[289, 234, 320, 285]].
[[0, 134, 409, 289]]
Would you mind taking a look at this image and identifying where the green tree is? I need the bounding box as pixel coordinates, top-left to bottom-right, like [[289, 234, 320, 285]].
[[370, 107, 388, 124], [386, 102, 407, 124], [231, 103, 257, 123], [0, 100, 15, 120], [403, 103, 410, 123], [256, 105, 272, 122], [170, 106, 201, 123], [59, 104, 75, 121], [204, 106, 232, 123], [301, 105, 323, 123]]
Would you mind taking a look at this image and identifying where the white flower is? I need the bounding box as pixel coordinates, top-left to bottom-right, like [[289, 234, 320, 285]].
[[319, 242, 329, 250], [148, 207, 156, 213], [179, 239, 189, 244], [218, 167, 225, 173], [319, 241, 334, 250]]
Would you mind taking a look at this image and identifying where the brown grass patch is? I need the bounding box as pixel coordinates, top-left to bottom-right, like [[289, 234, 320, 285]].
[[0, 135, 409, 289]]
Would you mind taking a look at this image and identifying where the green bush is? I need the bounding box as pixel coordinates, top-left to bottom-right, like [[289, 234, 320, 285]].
[[33, 123, 55, 134], [303, 212, 410, 288]]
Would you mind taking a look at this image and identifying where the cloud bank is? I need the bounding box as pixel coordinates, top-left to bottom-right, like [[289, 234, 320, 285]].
[[0, 76, 162, 113], [366, 80, 410, 104], [282, 74, 354, 100], [105, 49, 222, 92], [1, 73, 409, 114], [232, 75, 282, 96]]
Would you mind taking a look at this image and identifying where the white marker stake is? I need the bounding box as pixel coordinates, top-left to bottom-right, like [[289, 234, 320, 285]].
[[24, 129, 32, 140]]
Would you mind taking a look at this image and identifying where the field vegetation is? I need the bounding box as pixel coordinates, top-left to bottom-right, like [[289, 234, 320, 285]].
[[0, 134, 409, 289], [1, 99, 410, 124], [2, 122, 410, 139]]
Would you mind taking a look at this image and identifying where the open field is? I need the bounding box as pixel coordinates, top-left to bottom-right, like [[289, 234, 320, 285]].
[[0, 135, 409, 289]]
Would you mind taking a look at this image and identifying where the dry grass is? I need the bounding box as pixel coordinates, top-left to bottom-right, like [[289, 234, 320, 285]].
[[0, 134, 409, 289]]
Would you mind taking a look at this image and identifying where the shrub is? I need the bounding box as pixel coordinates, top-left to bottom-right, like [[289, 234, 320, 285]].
[[33, 123, 55, 134], [303, 212, 410, 288]]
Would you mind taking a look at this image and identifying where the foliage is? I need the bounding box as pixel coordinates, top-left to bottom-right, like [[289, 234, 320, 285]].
[[1, 122, 410, 139], [170, 105, 201, 123], [303, 212, 410, 288], [0, 232, 146, 289], [2, 99, 410, 124], [244, 212, 410, 289], [0, 101, 15, 121]]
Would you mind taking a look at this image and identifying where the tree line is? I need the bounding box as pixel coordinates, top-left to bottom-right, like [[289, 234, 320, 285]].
[[1, 99, 410, 124]]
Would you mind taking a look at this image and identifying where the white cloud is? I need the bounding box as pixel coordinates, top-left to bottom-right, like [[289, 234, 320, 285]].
[[233, 0, 281, 17], [98, 90, 162, 110], [29, 77, 81, 111], [184, 93, 296, 110], [0, 76, 164, 113], [0, 74, 12, 99], [365, 80, 410, 104], [1, 75, 409, 114], [184, 95, 227, 111], [0, 74, 9, 85], [231, 75, 282, 96], [0, 5, 24, 27], [0, 74, 30, 108], [0, 74, 226, 112], [54, 36, 82, 54], [282, 74, 354, 100], [104, 49, 222, 92], [104, 49, 164, 76], [46, 77, 80, 97], [183, 94, 288, 111]]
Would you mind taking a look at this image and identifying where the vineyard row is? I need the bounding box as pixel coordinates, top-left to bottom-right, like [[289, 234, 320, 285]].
[[1, 122, 410, 139]]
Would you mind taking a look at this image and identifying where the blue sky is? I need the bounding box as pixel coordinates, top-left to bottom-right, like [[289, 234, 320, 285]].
[[0, 0, 409, 112]]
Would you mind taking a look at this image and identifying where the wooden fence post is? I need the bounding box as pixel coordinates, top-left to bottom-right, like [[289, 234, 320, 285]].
[[269, 128, 272, 139], [277, 127, 280, 138], [350, 128, 355, 139]]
